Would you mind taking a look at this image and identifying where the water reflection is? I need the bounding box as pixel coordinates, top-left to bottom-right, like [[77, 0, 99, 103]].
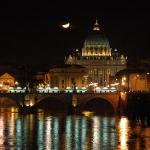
[[45, 117, 52, 149], [81, 117, 87, 149], [0, 110, 149, 150], [118, 117, 129, 150], [37, 113, 44, 150], [92, 117, 100, 149], [0, 115, 4, 146], [65, 116, 72, 150]]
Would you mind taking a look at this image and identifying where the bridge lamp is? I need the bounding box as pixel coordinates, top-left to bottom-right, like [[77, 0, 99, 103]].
[[93, 83, 98, 93], [30, 101, 34, 107], [122, 77, 126, 81], [120, 92, 127, 101], [15, 81, 19, 88], [121, 76, 126, 86], [15, 81, 19, 85], [121, 81, 125, 86], [25, 101, 30, 107]]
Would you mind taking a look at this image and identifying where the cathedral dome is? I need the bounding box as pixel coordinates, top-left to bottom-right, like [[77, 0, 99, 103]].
[[82, 19, 112, 57], [83, 19, 110, 48], [84, 33, 110, 48]]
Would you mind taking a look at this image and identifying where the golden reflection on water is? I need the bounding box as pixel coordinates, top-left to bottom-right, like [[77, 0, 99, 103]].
[[118, 117, 129, 150], [0, 109, 150, 149], [0, 109, 19, 149], [92, 116, 100, 149], [0, 115, 4, 146], [45, 117, 52, 149], [117, 117, 150, 150]]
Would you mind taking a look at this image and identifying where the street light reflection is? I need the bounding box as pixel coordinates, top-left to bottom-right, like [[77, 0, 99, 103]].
[[118, 117, 129, 150]]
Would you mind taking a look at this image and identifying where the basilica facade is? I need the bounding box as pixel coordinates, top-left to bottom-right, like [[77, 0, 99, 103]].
[[65, 19, 127, 87]]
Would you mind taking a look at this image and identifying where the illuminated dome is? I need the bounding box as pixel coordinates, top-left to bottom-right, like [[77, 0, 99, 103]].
[[82, 19, 111, 57], [84, 33, 110, 48]]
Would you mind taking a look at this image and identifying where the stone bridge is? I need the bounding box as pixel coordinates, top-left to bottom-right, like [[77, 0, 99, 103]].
[[0, 92, 126, 113], [72, 93, 121, 112]]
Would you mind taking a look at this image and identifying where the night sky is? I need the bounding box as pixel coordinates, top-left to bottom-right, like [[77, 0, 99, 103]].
[[0, 1, 150, 67]]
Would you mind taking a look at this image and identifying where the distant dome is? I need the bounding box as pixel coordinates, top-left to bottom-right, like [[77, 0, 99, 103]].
[[83, 19, 110, 49], [84, 33, 110, 48]]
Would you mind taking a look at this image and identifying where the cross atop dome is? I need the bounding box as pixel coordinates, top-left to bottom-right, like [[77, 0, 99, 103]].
[[93, 18, 100, 31]]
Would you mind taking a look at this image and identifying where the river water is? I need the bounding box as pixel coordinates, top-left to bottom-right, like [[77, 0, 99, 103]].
[[0, 108, 150, 150]]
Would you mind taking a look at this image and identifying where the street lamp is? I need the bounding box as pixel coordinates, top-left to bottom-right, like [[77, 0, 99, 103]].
[[145, 72, 150, 91], [135, 74, 139, 91], [74, 49, 79, 65], [88, 82, 98, 93], [93, 83, 98, 93], [121, 76, 127, 91]]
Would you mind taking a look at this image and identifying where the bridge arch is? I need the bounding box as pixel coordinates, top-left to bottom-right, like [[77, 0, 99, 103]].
[[78, 95, 116, 108], [35, 96, 68, 111], [82, 96, 114, 107], [80, 96, 115, 115], [0, 97, 19, 108]]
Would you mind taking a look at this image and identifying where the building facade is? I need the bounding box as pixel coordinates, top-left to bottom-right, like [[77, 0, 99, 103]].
[[65, 19, 127, 87], [116, 69, 150, 92], [0, 73, 16, 91], [45, 65, 88, 91]]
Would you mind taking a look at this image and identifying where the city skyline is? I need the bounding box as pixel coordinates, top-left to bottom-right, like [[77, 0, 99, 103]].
[[0, 2, 150, 66]]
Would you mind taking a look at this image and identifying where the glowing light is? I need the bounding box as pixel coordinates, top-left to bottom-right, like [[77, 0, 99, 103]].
[[0, 117, 4, 146], [74, 118, 80, 149], [122, 77, 126, 81], [45, 117, 52, 149], [62, 23, 70, 28], [118, 117, 129, 150], [82, 111, 94, 117], [37, 113, 44, 149], [65, 117, 72, 150], [53, 118, 59, 149], [16, 119, 23, 147], [0, 84, 2, 87], [121, 77, 126, 86], [92, 117, 100, 149], [15, 81, 19, 85], [120, 92, 127, 101], [110, 83, 119, 86], [30, 101, 34, 106], [8, 113, 16, 145], [81, 118, 87, 149], [25, 101, 30, 107]]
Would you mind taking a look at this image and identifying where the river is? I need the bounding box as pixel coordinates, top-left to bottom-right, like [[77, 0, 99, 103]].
[[0, 108, 150, 150]]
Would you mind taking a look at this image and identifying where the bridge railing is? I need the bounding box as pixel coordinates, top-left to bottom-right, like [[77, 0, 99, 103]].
[[1, 90, 119, 94]]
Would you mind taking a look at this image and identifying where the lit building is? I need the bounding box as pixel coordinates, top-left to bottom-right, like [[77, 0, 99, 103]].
[[116, 69, 150, 92], [0, 73, 16, 91], [45, 64, 88, 91], [129, 74, 148, 91], [65, 19, 127, 87]]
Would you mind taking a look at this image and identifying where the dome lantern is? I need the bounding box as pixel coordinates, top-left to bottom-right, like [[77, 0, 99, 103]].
[[93, 18, 100, 31]]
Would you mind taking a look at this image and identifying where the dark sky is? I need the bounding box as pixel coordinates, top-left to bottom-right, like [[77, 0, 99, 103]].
[[0, 1, 150, 67]]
